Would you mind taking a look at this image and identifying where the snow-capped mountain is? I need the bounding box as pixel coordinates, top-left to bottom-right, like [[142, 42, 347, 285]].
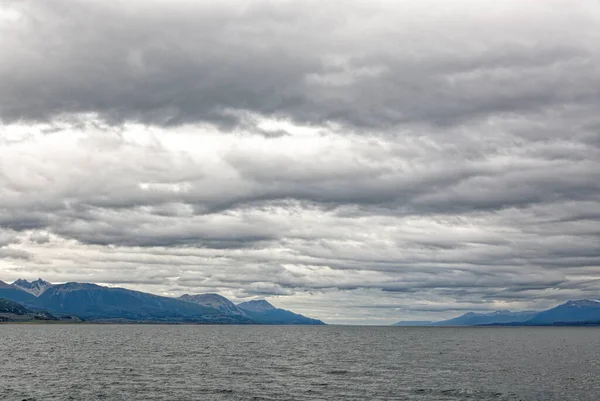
[[526, 299, 600, 325], [11, 278, 53, 297]]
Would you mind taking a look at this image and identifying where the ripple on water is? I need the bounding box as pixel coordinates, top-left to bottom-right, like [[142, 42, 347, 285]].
[[0, 325, 599, 401]]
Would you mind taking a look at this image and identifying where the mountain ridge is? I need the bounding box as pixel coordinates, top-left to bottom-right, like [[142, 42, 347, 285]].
[[12, 278, 53, 296]]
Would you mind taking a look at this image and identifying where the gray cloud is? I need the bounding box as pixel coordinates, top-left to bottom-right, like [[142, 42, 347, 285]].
[[1, 1, 600, 130], [0, 230, 19, 247], [1, 0, 599, 324], [0, 247, 32, 260]]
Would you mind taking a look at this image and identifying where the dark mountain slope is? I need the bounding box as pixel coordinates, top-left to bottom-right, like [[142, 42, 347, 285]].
[[0, 298, 31, 315], [0, 298, 57, 322]]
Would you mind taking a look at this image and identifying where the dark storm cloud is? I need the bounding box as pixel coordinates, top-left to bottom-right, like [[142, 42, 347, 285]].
[[1, 1, 600, 130]]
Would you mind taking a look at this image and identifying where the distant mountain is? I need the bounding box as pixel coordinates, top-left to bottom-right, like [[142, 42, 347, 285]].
[[525, 300, 600, 325], [238, 299, 325, 325], [433, 310, 538, 326], [12, 278, 53, 296], [237, 299, 277, 312], [178, 293, 248, 318], [0, 298, 57, 322], [392, 321, 433, 326]]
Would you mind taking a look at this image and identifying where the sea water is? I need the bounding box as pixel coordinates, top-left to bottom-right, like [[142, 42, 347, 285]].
[[1, 325, 599, 400]]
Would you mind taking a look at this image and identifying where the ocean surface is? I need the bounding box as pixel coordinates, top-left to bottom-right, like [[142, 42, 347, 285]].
[[1, 325, 599, 401]]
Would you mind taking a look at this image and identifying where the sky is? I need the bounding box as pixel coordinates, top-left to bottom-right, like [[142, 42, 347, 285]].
[[0, 0, 599, 325]]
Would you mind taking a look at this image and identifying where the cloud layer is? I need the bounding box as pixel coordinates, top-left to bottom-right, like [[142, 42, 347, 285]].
[[1, 0, 599, 324]]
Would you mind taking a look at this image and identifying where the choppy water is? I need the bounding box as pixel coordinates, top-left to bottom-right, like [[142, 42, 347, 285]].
[[1, 325, 599, 400]]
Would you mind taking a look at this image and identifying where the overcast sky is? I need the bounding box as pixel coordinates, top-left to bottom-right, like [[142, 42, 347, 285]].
[[1, 0, 599, 324]]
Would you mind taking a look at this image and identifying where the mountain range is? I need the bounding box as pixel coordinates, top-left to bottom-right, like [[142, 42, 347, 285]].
[[0, 279, 324, 325], [5, 278, 597, 326], [393, 300, 600, 326]]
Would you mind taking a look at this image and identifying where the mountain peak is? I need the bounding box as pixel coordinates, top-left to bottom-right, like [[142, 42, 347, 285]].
[[12, 278, 53, 296], [178, 293, 242, 314], [179, 293, 233, 305], [563, 299, 600, 307], [13, 278, 51, 286], [237, 299, 276, 312]]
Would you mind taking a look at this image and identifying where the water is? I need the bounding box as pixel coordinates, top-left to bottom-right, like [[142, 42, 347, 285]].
[[1, 325, 599, 400]]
